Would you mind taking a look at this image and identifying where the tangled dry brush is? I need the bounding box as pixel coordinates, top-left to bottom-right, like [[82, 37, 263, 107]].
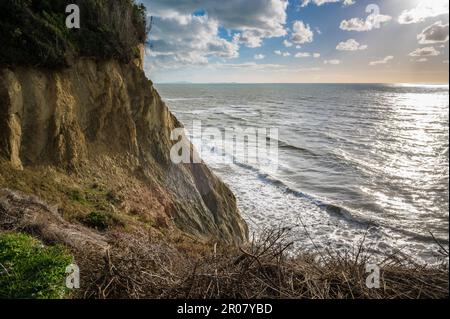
[[80, 228, 449, 299]]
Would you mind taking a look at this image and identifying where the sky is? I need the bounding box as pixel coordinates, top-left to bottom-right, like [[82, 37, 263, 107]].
[[140, 0, 449, 83]]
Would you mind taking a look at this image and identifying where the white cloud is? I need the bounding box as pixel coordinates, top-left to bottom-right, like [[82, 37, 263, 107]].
[[324, 59, 341, 65], [275, 50, 290, 57], [336, 39, 368, 51], [301, 0, 355, 7], [408, 47, 441, 57], [148, 15, 238, 68], [147, 0, 288, 35], [343, 0, 355, 6], [398, 0, 449, 24], [340, 14, 392, 32], [145, 0, 289, 68], [417, 21, 449, 44], [234, 31, 263, 48], [294, 52, 321, 58], [295, 52, 311, 58], [369, 55, 394, 66], [254, 54, 266, 60], [214, 62, 282, 70], [283, 39, 293, 47], [291, 21, 314, 44]]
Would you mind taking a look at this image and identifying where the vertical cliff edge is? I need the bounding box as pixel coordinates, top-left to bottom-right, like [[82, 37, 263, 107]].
[[0, 1, 248, 299], [0, 59, 248, 245]]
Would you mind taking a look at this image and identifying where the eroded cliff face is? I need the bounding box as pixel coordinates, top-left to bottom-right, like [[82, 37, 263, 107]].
[[0, 59, 248, 244]]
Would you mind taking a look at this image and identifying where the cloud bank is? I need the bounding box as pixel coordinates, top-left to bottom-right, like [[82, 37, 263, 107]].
[[144, 0, 289, 68]]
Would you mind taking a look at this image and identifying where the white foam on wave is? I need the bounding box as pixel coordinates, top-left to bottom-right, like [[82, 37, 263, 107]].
[[201, 143, 444, 264], [159, 84, 449, 264]]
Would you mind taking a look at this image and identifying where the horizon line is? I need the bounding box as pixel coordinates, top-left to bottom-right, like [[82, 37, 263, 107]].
[[154, 82, 450, 86]]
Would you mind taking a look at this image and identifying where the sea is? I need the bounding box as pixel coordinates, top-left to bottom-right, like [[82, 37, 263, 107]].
[[156, 83, 449, 263]]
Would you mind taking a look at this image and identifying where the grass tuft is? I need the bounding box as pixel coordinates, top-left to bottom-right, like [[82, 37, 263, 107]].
[[0, 232, 73, 299]]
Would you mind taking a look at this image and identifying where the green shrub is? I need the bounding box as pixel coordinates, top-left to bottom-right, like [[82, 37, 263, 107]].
[[0, 0, 148, 68], [67, 188, 87, 204], [84, 211, 109, 230], [0, 233, 73, 299], [83, 211, 122, 231]]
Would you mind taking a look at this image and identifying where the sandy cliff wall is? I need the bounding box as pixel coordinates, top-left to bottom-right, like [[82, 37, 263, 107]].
[[0, 59, 248, 244]]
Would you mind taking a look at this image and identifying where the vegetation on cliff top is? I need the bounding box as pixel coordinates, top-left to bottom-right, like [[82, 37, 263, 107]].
[[0, 0, 147, 68]]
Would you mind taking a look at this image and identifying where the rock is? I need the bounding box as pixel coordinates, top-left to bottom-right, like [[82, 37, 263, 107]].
[[0, 71, 23, 170], [0, 60, 248, 244]]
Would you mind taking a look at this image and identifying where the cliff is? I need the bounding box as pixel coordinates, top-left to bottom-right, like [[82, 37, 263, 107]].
[[0, 59, 248, 244]]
